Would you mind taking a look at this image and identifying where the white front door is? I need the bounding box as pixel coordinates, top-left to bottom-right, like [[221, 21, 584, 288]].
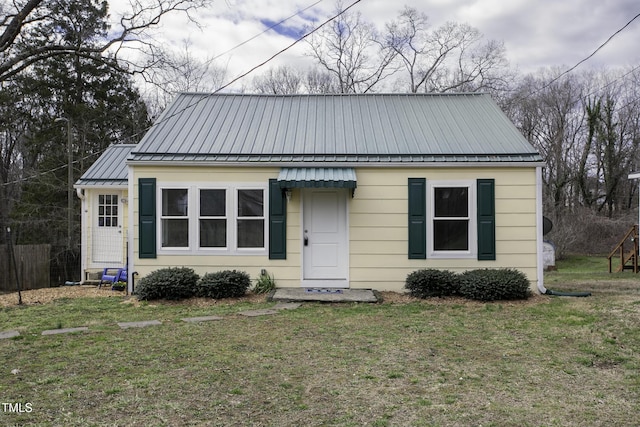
[[302, 189, 348, 286], [92, 192, 124, 264]]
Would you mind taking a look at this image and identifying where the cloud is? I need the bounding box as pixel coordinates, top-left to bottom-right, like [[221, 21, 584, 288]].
[[109, 0, 640, 89]]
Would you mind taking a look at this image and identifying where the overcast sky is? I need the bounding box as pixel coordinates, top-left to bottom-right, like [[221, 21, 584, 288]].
[[112, 0, 640, 89]]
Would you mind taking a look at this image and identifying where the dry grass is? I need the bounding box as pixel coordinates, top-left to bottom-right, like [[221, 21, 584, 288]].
[[1, 267, 639, 426]]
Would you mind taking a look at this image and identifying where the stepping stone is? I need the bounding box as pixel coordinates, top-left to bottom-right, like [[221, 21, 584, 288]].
[[42, 327, 88, 336], [182, 315, 224, 323], [273, 302, 302, 310], [117, 320, 162, 329], [238, 309, 279, 317], [0, 330, 20, 339]]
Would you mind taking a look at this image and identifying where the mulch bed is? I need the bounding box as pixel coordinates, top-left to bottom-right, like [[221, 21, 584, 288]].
[[0, 286, 545, 308]]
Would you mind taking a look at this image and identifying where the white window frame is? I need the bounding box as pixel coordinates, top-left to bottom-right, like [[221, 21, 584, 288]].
[[157, 182, 268, 256], [235, 188, 266, 251], [426, 180, 477, 259], [160, 187, 190, 251], [198, 187, 229, 251]]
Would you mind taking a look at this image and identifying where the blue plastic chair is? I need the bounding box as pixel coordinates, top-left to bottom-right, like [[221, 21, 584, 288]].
[[99, 268, 123, 288]]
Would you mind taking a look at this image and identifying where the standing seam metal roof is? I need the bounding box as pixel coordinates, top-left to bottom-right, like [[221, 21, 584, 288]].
[[75, 144, 135, 186], [130, 93, 542, 163]]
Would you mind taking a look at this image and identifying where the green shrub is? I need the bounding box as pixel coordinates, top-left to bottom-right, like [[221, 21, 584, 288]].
[[135, 267, 199, 300], [197, 270, 251, 299], [458, 268, 531, 301], [405, 269, 459, 298], [253, 272, 276, 294]]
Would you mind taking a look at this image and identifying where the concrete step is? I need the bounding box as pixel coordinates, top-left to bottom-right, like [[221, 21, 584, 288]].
[[270, 287, 378, 303]]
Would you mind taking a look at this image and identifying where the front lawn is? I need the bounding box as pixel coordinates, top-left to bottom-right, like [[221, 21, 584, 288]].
[[1, 262, 639, 426]]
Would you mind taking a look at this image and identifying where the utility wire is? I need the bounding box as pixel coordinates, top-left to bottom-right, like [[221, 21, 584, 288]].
[[210, 0, 325, 63], [525, 11, 640, 98], [125, 0, 362, 138], [1, 0, 363, 188], [8, 2, 637, 188]]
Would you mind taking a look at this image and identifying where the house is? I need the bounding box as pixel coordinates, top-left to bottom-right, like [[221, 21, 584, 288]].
[[75, 144, 135, 281], [78, 93, 546, 294]]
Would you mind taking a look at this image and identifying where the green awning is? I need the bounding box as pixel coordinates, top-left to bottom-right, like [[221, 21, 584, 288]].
[[277, 168, 357, 189]]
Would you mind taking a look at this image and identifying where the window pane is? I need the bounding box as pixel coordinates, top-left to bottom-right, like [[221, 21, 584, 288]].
[[162, 189, 188, 216], [434, 187, 468, 217], [200, 219, 226, 247], [237, 219, 264, 248], [434, 220, 468, 250], [238, 190, 263, 217], [200, 189, 226, 216], [162, 219, 189, 247]]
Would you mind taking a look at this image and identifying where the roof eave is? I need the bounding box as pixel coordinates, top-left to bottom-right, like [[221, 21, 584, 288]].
[[126, 159, 545, 168]]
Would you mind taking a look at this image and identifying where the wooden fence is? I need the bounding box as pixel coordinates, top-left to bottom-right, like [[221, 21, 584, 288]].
[[0, 244, 51, 292]]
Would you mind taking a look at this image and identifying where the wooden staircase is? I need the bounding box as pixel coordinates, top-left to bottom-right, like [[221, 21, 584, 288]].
[[608, 225, 639, 273]]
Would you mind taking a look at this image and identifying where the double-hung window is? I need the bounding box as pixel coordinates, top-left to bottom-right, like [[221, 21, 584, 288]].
[[237, 189, 265, 248], [161, 188, 189, 248], [427, 180, 476, 258], [199, 189, 227, 248]]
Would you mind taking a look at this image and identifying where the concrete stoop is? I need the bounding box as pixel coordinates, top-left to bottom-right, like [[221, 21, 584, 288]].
[[269, 287, 379, 303]]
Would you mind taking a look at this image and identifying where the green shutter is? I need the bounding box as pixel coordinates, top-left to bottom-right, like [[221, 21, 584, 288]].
[[138, 178, 156, 259], [408, 178, 426, 259], [477, 179, 496, 260], [269, 179, 287, 259]]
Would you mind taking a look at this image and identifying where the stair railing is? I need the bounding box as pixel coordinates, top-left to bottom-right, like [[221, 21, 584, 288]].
[[608, 225, 639, 273]]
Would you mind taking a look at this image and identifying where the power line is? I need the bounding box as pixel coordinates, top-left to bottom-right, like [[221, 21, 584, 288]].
[[210, 0, 325, 63], [526, 12, 640, 98], [126, 0, 363, 139], [1, 0, 362, 188], [1, 151, 102, 187]]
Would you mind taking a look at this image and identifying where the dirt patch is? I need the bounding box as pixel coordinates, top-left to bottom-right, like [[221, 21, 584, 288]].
[[0, 285, 125, 307], [0, 285, 270, 308]]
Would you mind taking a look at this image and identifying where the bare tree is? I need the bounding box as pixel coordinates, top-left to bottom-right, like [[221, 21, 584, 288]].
[[305, 4, 398, 93], [384, 7, 511, 94], [143, 40, 227, 116], [0, 0, 212, 83], [249, 65, 339, 94], [591, 93, 640, 217], [251, 65, 303, 94], [304, 67, 339, 93], [506, 70, 585, 215]]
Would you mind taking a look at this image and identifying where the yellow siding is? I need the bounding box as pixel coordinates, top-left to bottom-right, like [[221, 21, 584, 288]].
[[131, 166, 304, 287], [131, 165, 540, 293], [348, 167, 539, 292]]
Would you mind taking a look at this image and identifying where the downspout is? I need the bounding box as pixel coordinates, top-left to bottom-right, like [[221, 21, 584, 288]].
[[537, 166, 591, 298], [127, 163, 135, 295], [536, 166, 547, 295], [76, 187, 86, 284]]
